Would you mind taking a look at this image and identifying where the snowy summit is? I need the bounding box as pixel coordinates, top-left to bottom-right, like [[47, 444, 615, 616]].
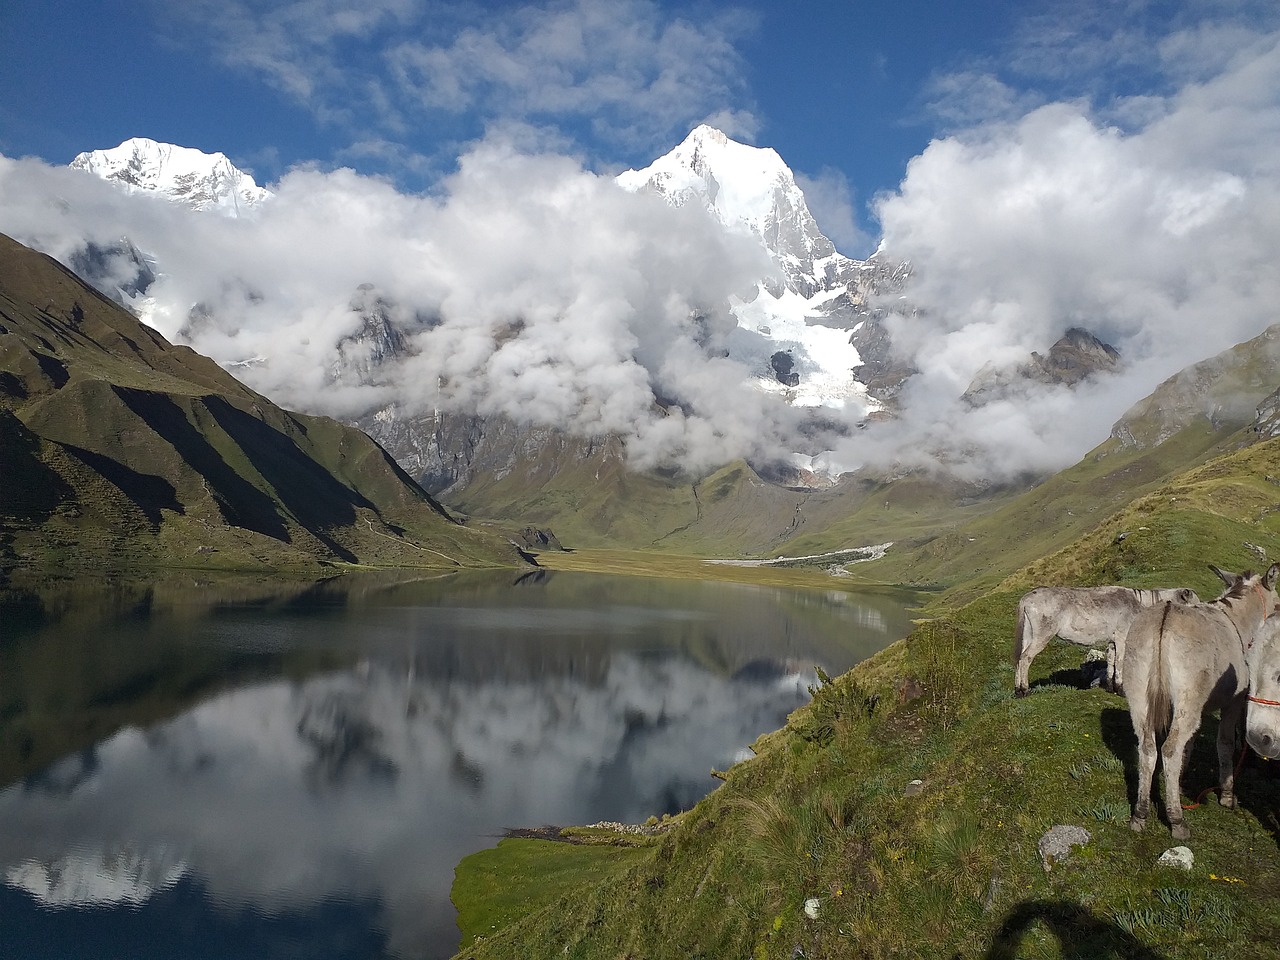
[[70, 138, 270, 215], [618, 124, 840, 291], [619, 125, 897, 413]]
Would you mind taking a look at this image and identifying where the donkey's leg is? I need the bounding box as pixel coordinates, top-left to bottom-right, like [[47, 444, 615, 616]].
[[1129, 698, 1157, 831], [1014, 618, 1052, 696], [1217, 699, 1244, 810], [1110, 635, 1126, 695], [1162, 711, 1202, 841]]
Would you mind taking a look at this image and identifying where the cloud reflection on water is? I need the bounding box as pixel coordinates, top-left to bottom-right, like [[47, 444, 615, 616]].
[[0, 640, 809, 955]]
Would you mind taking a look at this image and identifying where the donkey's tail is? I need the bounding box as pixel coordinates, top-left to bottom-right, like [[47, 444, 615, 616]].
[[1148, 601, 1175, 736]]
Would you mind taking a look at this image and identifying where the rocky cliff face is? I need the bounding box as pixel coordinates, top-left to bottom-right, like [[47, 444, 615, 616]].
[[331, 284, 414, 387], [353, 404, 623, 499], [1253, 386, 1280, 441], [962, 327, 1122, 406]]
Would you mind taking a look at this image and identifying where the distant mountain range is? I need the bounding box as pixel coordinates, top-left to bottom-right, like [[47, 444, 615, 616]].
[[31, 130, 1278, 557], [2, 228, 1275, 583], [64, 130, 915, 410]]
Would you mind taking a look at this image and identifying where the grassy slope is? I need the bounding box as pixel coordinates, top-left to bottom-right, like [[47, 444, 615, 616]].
[[453, 840, 654, 950], [450, 447, 1033, 562], [443, 413, 1244, 583], [0, 233, 522, 574], [854, 422, 1248, 606], [451, 436, 1280, 960]]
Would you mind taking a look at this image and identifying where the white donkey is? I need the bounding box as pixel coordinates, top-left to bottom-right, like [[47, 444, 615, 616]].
[[1014, 585, 1198, 696], [1125, 563, 1280, 840]]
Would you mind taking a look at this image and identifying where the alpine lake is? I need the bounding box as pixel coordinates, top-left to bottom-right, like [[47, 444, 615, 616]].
[[0, 564, 921, 959]]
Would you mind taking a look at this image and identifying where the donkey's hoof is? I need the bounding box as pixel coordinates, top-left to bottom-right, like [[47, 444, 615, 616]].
[[1172, 822, 1191, 842], [1219, 793, 1238, 810], [1129, 816, 1146, 833], [1014, 687, 1028, 699]]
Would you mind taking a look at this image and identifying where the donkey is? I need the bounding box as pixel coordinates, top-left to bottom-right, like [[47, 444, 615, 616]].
[[1014, 586, 1198, 696], [1124, 563, 1280, 840], [1245, 613, 1280, 760]]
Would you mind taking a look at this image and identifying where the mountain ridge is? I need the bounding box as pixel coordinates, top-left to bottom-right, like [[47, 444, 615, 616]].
[[0, 232, 525, 575]]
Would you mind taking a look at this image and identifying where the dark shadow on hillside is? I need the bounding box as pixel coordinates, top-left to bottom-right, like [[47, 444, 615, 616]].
[[203, 396, 388, 562], [202, 395, 375, 526], [113, 388, 386, 562], [1100, 707, 1139, 806], [985, 900, 1165, 959], [1034, 667, 1091, 691], [1207, 712, 1280, 851], [0, 410, 71, 525], [114, 386, 291, 542], [1236, 748, 1280, 849], [63, 444, 182, 528]]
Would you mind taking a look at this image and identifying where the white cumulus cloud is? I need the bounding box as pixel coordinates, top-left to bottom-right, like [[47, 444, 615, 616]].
[[847, 29, 1280, 478]]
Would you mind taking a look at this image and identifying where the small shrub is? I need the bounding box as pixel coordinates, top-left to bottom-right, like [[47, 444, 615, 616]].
[[796, 669, 880, 746], [1154, 886, 1191, 918], [1079, 798, 1130, 824], [732, 792, 845, 891], [1196, 892, 1239, 939], [932, 815, 982, 867], [1113, 902, 1158, 936]]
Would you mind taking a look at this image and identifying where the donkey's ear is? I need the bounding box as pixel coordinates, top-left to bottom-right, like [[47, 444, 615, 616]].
[[1177, 588, 1198, 603], [1209, 564, 1235, 586], [1265, 563, 1279, 591]]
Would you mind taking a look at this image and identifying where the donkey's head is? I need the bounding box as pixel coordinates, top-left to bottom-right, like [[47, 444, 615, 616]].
[[1208, 562, 1280, 613], [1246, 613, 1280, 759]]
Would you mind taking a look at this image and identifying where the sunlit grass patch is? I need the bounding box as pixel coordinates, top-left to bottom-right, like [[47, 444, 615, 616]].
[[452, 838, 653, 949]]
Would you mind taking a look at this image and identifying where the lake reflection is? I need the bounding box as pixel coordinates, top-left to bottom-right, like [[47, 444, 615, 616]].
[[0, 569, 917, 959]]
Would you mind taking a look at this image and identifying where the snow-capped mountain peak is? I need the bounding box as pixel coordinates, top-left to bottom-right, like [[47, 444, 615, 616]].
[[618, 126, 908, 417], [70, 137, 270, 215], [618, 125, 805, 243]]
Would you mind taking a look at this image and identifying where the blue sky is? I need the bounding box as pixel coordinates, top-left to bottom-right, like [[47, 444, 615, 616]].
[[5, 0, 1261, 256]]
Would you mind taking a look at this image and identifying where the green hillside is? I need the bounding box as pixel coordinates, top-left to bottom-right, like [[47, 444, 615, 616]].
[[0, 233, 525, 575], [451, 435, 1280, 960], [446, 325, 1280, 580]]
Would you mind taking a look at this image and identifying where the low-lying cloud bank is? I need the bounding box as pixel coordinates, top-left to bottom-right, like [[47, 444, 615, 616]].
[[3, 29, 1280, 481]]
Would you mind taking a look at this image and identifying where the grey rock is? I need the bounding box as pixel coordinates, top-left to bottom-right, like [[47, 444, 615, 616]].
[[1038, 825, 1091, 870], [1157, 846, 1194, 871]]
